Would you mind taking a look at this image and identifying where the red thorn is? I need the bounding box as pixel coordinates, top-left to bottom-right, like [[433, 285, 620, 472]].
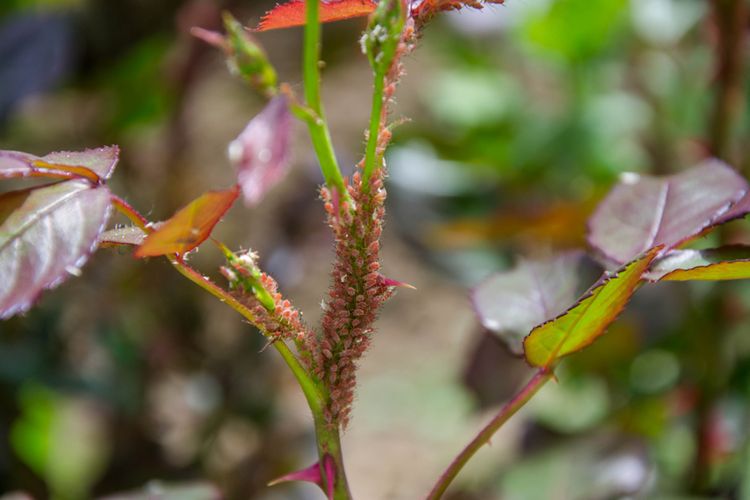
[[267, 461, 322, 488], [379, 275, 417, 290], [267, 454, 337, 499]]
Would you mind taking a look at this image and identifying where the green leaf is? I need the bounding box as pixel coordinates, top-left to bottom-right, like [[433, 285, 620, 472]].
[[11, 385, 110, 500], [0, 146, 119, 184], [523, 247, 659, 368], [522, 0, 628, 62], [646, 246, 750, 282]]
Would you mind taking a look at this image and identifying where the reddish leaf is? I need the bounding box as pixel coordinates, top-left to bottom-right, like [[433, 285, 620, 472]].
[[256, 0, 377, 31], [0, 146, 119, 184], [229, 95, 292, 206], [0, 180, 112, 319], [588, 160, 748, 265], [134, 187, 239, 258], [472, 252, 585, 354]]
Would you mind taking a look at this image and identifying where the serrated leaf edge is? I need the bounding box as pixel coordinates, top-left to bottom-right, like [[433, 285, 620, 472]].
[[522, 246, 660, 368]]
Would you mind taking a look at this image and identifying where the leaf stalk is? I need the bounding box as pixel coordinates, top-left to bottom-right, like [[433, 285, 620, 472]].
[[425, 368, 553, 500]]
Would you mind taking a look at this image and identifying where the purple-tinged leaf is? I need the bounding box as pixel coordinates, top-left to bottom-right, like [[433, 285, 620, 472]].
[[229, 95, 292, 206], [0, 146, 119, 184], [42, 146, 119, 181], [98, 481, 220, 500], [715, 190, 750, 225], [588, 160, 748, 266], [523, 247, 660, 368], [471, 252, 584, 354], [646, 246, 750, 282], [98, 226, 147, 248], [0, 180, 112, 319]]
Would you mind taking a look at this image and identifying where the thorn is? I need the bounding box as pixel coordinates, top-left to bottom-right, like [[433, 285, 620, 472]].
[[268, 462, 322, 488], [379, 275, 416, 289], [258, 339, 275, 353], [267, 455, 337, 500]]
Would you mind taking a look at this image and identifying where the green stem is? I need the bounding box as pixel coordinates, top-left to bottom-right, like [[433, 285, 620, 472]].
[[303, 0, 348, 198], [425, 369, 553, 500], [362, 70, 386, 184], [313, 415, 353, 500], [168, 258, 325, 417], [300, 5, 354, 495], [111, 194, 325, 417]]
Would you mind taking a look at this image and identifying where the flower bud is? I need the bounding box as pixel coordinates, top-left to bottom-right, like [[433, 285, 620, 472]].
[[361, 0, 406, 75]]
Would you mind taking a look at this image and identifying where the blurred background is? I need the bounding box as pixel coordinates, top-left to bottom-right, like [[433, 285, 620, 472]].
[[1, 0, 750, 498]]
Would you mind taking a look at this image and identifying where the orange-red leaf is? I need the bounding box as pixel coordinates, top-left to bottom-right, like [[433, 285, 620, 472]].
[[256, 0, 377, 31], [135, 187, 239, 258]]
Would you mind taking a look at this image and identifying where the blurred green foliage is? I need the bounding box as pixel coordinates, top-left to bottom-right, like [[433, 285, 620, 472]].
[[1, 0, 750, 498]]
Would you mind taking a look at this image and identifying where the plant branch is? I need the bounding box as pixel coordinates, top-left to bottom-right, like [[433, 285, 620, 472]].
[[303, 0, 348, 199], [111, 194, 325, 417], [362, 71, 386, 184], [312, 415, 353, 500], [169, 257, 325, 417], [425, 368, 553, 500]]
